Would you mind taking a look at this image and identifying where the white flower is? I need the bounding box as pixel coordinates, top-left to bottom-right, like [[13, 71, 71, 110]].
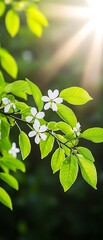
[[42, 89, 63, 111], [9, 142, 20, 158], [25, 107, 45, 122], [2, 97, 16, 113], [73, 122, 81, 136], [28, 119, 47, 144]]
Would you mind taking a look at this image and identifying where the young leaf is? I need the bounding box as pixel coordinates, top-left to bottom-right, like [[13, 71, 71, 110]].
[[5, 9, 20, 37], [51, 148, 65, 173], [0, 2, 6, 17], [60, 87, 93, 105], [40, 133, 54, 159], [0, 71, 5, 85], [0, 173, 19, 190], [57, 104, 77, 128], [56, 121, 76, 140], [78, 154, 97, 189], [77, 146, 95, 162], [19, 131, 31, 160], [0, 48, 18, 78], [26, 78, 43, 111], [5, 80, 31, 98], [60, 154, 78, 191], [0, 187, 12, 210], [80, 128, 103, 143]]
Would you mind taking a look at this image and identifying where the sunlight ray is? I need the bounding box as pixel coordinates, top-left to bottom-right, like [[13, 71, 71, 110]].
[[40, 22, 94, 83], [41, 3, 89, 20], [83, 29, 103, 91]]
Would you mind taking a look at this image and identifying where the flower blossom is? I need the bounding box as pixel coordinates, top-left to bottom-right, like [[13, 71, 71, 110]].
[[9, 142, 20, 158], [28, 119, 47, 144], [42, 89, 63, 111], [2, 97, 16, 113], [73, 122, 81, 136], [25, 107, 45, 122]]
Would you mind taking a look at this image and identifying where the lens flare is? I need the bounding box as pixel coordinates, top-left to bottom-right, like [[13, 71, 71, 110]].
[[87, 0, 103, 31]]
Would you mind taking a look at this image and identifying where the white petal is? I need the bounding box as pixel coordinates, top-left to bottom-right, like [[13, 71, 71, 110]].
[[15, 148, 20, 153], [12, 142, 16, 149], [2, 97, 10, 104], [35, 135, 40, 144], [73, 127, 76, 132], [53, 89, 59, 98], [33, 119, 40, 131], [4, 104, 10, 113], [42, 96, 50, 102], [44, 102, 51, 110], [31, 107, 37, 116], [48, 90, 54, 99], [77, 131, 80, 136], [40, 125, 47, 132], [76, 122, 81, 129], [51, 102, 58, 111], [26, 116, 33, 122], [36, 112, 45, 119], [28, 131, 36, 137], [40, 133, 47, 141], [54, 97, 63, 103]]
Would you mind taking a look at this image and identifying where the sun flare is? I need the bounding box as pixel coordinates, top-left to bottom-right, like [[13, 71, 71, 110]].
[[87, 0, 103, 31]]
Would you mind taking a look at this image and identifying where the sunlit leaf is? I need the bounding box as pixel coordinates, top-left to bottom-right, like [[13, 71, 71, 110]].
[[60, 87, 93, 105], [78, 154, 97, 189], [40, 133, 54, 159], [5, 9, 20, 37], [51, 148, 65, 173], [26, 78, 43, 111], [19, 131, 31, 160], [0, 48, 18, 78], [0, 2, 6, 17], [0, 187, 12, 210], [57, 104, 77, 128], [0, 173, 19, 190], [80, 128, 103, 143], [77, 146, 95, 162], [60, 154, 78, 191]]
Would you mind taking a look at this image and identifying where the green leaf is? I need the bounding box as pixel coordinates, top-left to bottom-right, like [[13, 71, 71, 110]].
[[40, 133, 54, 159], [19, 131, 31, 160], [0, 71, 5, 85], [57, 104, 77, 128], [77, 146, 95, 162], [26, 78, 43, 111], [1, 119, 10, 139], [0, 48, 18, 78], [0, 173, 19, 190], [0, 187, 12, 210], [1, 156, 26, 172], [47, 121, 59, 131], [60, 154, 78, 191], [26, 5, 48, 37], [0, 2, 6, 17], [78, 154, 97, 189], [61, 144, 70, 157], [80, 128, 103, 143], [60, 87, 93, 105], [51, 148, 65, 173], [26, 15, 43, 37], [5, 80, 31, 100], [5, 9, 20, 37], [56, 121, 76, 140]]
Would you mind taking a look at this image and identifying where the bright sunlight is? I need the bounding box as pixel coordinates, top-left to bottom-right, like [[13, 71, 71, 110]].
[[40, 0, 103, 90]]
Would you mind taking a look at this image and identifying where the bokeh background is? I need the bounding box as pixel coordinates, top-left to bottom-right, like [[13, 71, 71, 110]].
[[0, 0, 103, 239]]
